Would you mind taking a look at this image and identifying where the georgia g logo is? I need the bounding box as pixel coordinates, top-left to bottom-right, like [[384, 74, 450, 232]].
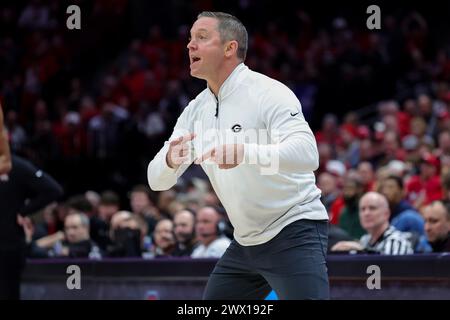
[[231, 124, 242, 133]]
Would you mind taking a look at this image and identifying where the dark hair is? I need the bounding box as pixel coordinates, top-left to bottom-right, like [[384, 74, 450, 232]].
[[197, 11, 248, 61], [66, 194, 93, 213], [131, 184, 151, 195], [384, 175, 404, 190], [100, 190, 120, 206], [129, 184, 153, 202]]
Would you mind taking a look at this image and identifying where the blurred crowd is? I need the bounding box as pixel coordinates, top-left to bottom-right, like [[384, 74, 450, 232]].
[[19, 181, 233, 259], [0, 1, 450, 258]]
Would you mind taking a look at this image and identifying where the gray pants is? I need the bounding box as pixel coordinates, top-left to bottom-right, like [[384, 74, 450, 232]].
[[203, 219, 329, 300]]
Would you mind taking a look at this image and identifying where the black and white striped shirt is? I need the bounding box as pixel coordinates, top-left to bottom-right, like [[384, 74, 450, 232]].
[[360, 226, 414, 255]]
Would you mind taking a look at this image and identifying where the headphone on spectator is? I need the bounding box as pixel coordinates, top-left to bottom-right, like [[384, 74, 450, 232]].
[[216, 218, 227, 236], [214, 206, 228, 237], [198, 206, 228, 238]]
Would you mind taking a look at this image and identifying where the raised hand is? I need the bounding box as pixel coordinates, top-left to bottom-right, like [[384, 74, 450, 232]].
[[195, 143, 244, 169], [166, 133, 196, 169]]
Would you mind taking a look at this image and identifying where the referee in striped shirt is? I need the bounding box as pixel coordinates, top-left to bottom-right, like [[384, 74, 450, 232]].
[[332, 192, 415, 255]]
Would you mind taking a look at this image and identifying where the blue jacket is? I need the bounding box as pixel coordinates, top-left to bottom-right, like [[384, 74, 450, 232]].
[[391, 200, 425, 236]]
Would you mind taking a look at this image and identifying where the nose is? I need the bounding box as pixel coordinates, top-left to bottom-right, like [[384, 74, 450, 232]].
[[187, 38, 196, 50]]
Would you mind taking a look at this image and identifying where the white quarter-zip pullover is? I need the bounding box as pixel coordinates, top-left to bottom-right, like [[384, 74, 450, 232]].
[[148, 63, 328, 246]]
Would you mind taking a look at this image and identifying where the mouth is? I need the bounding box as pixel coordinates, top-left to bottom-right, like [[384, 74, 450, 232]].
[[190, 56, 201, 65]]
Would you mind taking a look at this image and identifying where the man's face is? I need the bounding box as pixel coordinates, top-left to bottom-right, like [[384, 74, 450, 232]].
[[420, 162, 436, 180], [64, 215, 89, 243], [110, 212, 132, 233], [187, 17, 225, 81], [423, 202, 450, 243], [438, 132, 450, 152], [154, 220, 175, 250], [357, 163, 374, 184], [359, 194, 389, 232], [196, 207, 220, 242], [383, 132, 399, 155], [130, 192, 150, 214], [158, 190, 176, 210], [343, 181, 359, 202], [380, 179, 402, 205], [174, 210, 195, 243]]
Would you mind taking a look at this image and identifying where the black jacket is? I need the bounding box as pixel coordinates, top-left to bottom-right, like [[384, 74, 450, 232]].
[[430, 233, 450, 253], [0, 156, 63, 250]]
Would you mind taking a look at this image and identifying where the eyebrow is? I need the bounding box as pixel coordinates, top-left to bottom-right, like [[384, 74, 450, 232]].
[[190, 28, 209, 35]]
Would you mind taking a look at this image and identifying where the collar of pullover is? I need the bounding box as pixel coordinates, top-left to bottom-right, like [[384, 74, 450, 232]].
[[207, 63, 248, 103]]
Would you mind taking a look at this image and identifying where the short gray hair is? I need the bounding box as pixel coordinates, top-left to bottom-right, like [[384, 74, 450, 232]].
[[197, 11, 248, 61], [67, 211, 90, 228]]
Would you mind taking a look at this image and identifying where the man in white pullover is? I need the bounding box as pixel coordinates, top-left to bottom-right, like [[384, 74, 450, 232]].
[[147, 11, 329, 299]]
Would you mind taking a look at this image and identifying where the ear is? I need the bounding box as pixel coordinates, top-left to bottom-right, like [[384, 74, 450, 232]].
[[224, 40, 238, 58], [385, 208, 391, 221]]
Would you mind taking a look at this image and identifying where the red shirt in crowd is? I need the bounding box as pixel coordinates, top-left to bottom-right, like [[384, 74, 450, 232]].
[[405, 175, 443, 206]]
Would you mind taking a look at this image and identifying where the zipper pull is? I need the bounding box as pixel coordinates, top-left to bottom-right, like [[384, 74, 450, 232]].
[[215, 100, 219, 118]]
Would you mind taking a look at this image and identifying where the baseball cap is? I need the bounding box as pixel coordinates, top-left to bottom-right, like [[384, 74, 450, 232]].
[[326, 160, 346, 177], [402, 135, 419, 151]]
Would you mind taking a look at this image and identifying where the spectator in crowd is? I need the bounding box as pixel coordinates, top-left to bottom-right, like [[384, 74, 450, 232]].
[[422, 201, 450, 252], [157, 189, 177, 218], [357, 161, 376, 192], [332, 192, 416, 255], [62, 212, 101, 258], [66, 194, 96, 218], [172, 209, 198, 257], [191, 206, 231, 258], [318, 172, 340, 212], [90, 191, 121, 251], [323, 160, 346, 224], [129, 184, 161, 236], [85, 190, 101, 209], [438, 130, 450, 156], [338, 175, 366, 239], [108, 211, 144, 257], [402, 135, 421, 164], [379, 130, 406, 166], [315, 114, 341, 146], [149, 218, 176, 257], [32, 202, 64, 239], [379, 175, 425, 235], [1, 154, 63, 299], [4, 110, 27, 154], [406, 152, 443, 209], [29, 211, 101, 259]]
